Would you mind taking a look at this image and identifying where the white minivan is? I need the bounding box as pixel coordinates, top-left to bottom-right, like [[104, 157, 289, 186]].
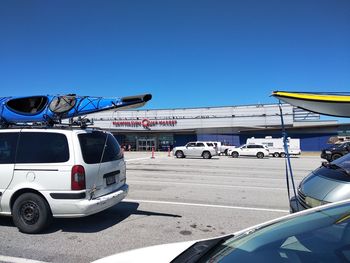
[[0, 128, 128, 233]]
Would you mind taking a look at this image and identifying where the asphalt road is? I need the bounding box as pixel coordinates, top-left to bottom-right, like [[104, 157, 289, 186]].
[[0, 152, 322, 262]]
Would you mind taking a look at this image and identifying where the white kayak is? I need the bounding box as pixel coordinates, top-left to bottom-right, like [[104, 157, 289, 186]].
[[272, 91, 350, 117]]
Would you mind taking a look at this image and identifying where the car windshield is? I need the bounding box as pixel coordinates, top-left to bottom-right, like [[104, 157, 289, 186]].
[[202, 202, 350, 262], [331, 153, 350, 173]]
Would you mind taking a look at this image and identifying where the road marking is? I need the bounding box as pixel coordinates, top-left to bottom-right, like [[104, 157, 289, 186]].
[[124, 199, 289, 213], [127, 180, 286, 191], [0, 255, 48, 263], [125, 157, 154, 162]]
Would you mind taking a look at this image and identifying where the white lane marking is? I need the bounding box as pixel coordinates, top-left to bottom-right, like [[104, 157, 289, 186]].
[[127, 180, 286, 191], [0, 255, 48, 263], [124, 199, 289, 213], [127, 170, 306, 181], [125, 157, 153, 162]]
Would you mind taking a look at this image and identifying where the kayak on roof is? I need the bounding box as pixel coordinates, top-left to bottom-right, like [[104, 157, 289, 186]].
[[0, 93, 152, 126]]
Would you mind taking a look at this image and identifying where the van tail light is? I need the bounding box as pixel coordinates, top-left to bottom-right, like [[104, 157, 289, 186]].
[[71, 165, 86, 190]]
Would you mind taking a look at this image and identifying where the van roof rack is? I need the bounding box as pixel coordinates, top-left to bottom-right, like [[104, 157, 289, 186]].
[[0, 117, 94, 130]]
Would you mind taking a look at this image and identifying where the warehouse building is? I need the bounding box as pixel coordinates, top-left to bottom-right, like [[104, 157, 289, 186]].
[[87, 103, 347, 151]]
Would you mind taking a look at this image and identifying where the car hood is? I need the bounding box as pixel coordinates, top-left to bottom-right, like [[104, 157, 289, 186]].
[[92, 241, 195, 263], [92, 200, 350, 263], [322, 145, 340, 151], [301, 168, 350, 201]]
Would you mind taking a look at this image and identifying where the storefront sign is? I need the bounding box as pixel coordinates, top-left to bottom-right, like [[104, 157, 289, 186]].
[[113, 118, 177, 128]]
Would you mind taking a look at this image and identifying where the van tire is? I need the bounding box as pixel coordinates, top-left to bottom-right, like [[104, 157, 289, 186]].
[[202, 151, 211, 159], [175, 150, 185, 158], [12, 193, 52, 234], [256, 152, 264, 159], [231, 151, 239, 158]]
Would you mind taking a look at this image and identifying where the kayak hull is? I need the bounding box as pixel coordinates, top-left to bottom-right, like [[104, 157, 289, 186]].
[[272, 91, 350, 117]]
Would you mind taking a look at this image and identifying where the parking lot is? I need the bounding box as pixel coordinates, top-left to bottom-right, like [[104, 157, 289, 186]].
[[0, 152, 322, 263]]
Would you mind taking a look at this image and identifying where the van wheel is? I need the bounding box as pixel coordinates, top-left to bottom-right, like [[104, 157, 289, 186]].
[[12, 193, 51, 234], [231, 152, 239, 158], [175, 150, 185, 158], [256, 152, 264, 159], [202, 151, 211, 159], [331, 153, 342, 161], [279, 153, 286, 158], [273, 152, 280, 158]]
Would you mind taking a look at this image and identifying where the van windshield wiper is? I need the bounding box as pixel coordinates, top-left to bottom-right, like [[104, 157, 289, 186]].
[[322, 162, 350, 176], [171, 234, 234, 263]]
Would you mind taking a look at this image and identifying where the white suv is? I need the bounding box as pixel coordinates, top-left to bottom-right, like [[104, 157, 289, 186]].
[[0, 128, 128, 233], [173, 141, 218, 159], [228, 144, 269, 159]]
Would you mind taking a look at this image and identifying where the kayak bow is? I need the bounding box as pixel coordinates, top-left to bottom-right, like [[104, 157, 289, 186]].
[[272, 91, 350, 117]]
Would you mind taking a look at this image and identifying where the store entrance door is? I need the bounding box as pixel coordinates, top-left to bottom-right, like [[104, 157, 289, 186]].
[[137, 138, 156, 151]]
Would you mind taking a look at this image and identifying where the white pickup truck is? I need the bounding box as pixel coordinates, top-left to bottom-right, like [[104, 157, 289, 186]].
[[206, 141, 236, 155], [219, 145, 237, 155]]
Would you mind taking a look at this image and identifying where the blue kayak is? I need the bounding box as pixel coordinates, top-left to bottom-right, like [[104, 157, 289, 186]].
[[0, 93, 152, 126]]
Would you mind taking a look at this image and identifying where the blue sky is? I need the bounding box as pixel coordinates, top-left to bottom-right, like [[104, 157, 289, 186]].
[[0, 0, 349, 112]]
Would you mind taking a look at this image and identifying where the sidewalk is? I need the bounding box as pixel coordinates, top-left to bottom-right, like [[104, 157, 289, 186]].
[[301, 151, 320, 157], [123, 150, 171, 160]]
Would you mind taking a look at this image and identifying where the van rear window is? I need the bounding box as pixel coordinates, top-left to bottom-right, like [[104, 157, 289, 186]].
[[78, 132, 122, 164]]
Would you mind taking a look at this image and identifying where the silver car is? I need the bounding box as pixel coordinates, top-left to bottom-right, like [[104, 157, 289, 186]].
[[291, 152, 350, 213]]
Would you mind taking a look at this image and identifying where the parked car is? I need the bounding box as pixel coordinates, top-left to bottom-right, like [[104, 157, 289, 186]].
[[320, 142, 350, 162], [246, 136, 301, 157], [227, 143, 269, 158], [218, 144, 237, 156], [290, 152, 350, 213], [0, 128, 128, 233], [172, 141, 218, 159], [201, 141, 236, 155], [94, 199, 350, 263]]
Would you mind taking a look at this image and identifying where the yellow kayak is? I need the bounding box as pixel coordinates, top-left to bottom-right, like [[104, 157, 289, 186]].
[[272, 91, 350, 117]]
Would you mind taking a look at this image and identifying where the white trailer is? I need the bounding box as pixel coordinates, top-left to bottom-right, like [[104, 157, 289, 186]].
[[246, 136, 301, 157]]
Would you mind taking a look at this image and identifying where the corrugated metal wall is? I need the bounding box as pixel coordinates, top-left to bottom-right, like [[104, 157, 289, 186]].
[[197, 134, 240, 146], [174, 134, 197, 147], [298, 134, 334, 151], [240, 132, 336, 151], [115, 132, 336, 151]]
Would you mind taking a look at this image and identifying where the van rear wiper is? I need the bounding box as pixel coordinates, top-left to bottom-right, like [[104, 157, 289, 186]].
[[322, 162, 350, 176]]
